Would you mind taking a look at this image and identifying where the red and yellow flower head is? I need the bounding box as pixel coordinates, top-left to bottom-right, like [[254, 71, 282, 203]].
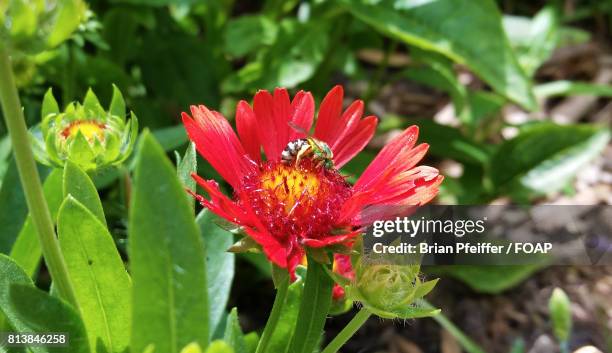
[[182, 85, 443, 277]]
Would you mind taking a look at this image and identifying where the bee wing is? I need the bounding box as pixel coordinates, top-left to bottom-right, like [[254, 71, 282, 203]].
[[288, 121, 309, 136]]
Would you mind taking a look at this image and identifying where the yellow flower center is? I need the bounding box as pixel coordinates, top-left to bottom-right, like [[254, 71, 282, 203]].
[[61, 120, 106, 142], [260, 164, 320, 213]]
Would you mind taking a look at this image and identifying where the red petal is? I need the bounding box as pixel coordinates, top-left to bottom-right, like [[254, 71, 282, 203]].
[[333, 116, 378, 168], [236, 100, 261, 163], [289, 91, 315, 140], [354, 126, 420, 191], [182, 106, 255, 189], [314, 85, 344, 143]]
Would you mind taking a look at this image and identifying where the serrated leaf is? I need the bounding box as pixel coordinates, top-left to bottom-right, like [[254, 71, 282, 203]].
[[130, 133, 209, 352], [342, 0, 536, 110], [57, 197, 131, 353], [197, 209, 235, 339]]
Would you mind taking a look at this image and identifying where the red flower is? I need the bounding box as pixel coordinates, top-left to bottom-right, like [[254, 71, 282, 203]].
[[182, 86, 443, 277], [332, 254, 355, 300]]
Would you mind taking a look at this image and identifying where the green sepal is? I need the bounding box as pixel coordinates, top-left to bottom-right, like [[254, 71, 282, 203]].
[[41, 88, 60, 119], [109, 84, 126, 120]]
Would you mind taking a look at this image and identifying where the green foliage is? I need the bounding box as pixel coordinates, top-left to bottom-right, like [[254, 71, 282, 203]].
[[342, 0, 536, 110], [57, 196, 131, 353], [9, 169, 62, 276], [549, 288, 572, 343], [129, 133, 209, 352], [197, 210, 235, 339], [490, 124, 610, 197]]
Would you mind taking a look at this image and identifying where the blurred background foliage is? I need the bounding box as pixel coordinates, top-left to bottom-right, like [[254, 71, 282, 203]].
[[1, 0, 612, 352]]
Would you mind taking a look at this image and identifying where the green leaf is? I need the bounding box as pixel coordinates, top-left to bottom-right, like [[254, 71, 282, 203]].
[[196, 209, 235, 338], [130, 133, 209, 352], [0, 254, 34, 333], [63, 161, 106, 226], [534, 81, 612, 98], [223, 309, 246, 353], [9, 169, 63, 277], [177, 142, 197, 199], [267, 270, 305, 353], [549, 288, 572, 343], [57, 197, 131, 353], [0, 159, 29, 254], [342, 0, 536, 110], [224, 15, 278, 58], [6, 284, 90, 353], [490, 124, 611, 195], [503, 7, 559, 76], [153, 125, 189, 152], [46, 0, 85, 48], [287, 260, 333, 353]]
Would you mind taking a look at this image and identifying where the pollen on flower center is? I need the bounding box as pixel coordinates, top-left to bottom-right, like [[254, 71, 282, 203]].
[[241, 159, 352, 241], [61, 120, 106, 141]]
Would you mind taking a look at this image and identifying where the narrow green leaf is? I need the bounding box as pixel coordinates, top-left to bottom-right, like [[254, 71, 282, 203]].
[[288, 260, 333, 353], [177, 142, 197, 199], [534, 80, 612, 98], [196, 209, 235, 338], [130, 133, 208, 353], [267, 270, 305, 353], [223, 309, 246, 353], [63, 161, 106, 226], [7, 284, 90, 353], [57, 197, 131, 353], [9, 169, 63, 277]]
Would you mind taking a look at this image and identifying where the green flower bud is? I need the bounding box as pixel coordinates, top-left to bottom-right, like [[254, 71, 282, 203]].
[[1, 0, 86, 53], [31, 85, 138, 172], [330, 244, 440, 319]]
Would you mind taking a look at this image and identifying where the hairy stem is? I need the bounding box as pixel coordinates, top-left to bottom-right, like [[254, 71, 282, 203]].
[[0, 47, 78, 307], [320, 308, 371, 353]]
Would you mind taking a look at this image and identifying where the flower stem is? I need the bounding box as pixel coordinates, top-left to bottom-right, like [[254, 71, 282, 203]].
[[320, 308, 371, 353], [255, 268, 290, 353], [288, 258, 334, 353], [0, 47, 78, 307]]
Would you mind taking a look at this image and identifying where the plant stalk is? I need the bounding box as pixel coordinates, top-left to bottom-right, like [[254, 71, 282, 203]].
[[0, 47, 78, 307], [320, 308, 371, 353], [255, 271, 290, 353], [288, 258, 334, 353]]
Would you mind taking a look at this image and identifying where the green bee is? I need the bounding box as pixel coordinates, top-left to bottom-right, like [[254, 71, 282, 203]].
[[281, 137, 334, 169]]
